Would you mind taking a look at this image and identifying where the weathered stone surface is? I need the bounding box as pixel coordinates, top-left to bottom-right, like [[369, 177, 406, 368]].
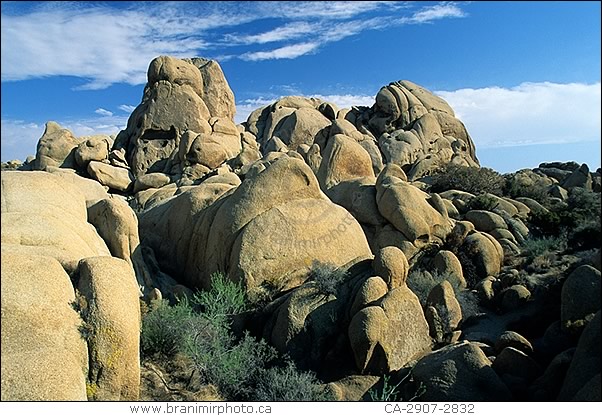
[[1, 252, 88, 400], [1, 171, 111, 273], [495, 331, 533, 355], [325, 375, 380, 401], [77, 257, 141, 400], [376, 165, 451, 245], [460, 232, 503, 281], [134, 172, 171, 193], [426, 280, 462, 340], [317, 134, 375, 189], [367, 81, 478, 178], [432, 250, 466, 289], [350, 276, 388, 317], [501, 285, 531, 312], [413, 342, 512, 401], [326, 177, 386, 226], [465, 210, 508, 232], [562, 163, 592, 190], [87, 161, 134, 192], [373, 246, 409, 289], [34, 121, 80, 170], [75, 135, 111, 167], [558, 311, 601, 400], [561, 265, 601, 331], [492, 347, 542, 382]]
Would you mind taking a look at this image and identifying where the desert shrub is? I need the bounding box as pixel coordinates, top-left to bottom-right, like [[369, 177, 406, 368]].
[[143, 271, 328, 401], [309, 260, 348, 297], [504, 175, 551, 206], [369, 371, 425, 402], [467, 194, 500, 211], [522, 235, 567, 262], [141, 299, 196, 356], [527, 188, 600, 240], [251, 362, 331, 401], [429, 164, 505, 196], [184, 329, 278, 400], [527, 207, 563, 237], [192, 272, 247, 324], [455, 250, 480, 288], [369, 374, 403, 402]]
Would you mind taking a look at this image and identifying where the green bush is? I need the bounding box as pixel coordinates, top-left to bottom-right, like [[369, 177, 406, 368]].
[[141, 271, 328, 401], [503, 175, 551, 206], [251, 362, 332, 401], [192, 272, 247, 324], [309, 260, 348, 297], [522, 235, 567, 261], [467, 194, 500, 211], [429, 164, 505, 196], [141, 299, 196, 357], [184, 330, 278, 400]]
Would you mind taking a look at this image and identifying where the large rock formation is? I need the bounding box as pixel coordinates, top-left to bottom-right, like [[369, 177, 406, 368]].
[[113, 56, 242, 179], [140, 155, 372, 300]]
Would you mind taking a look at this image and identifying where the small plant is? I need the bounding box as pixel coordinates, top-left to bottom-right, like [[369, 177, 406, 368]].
[[141, 298, 195, 356], [309, 260, 348, 297], [467, 194, 500, 211], [192, 272, 247, 325], [251, 362, 332, 401], [370, 374, 403, 402], [430, 164, 505, 196], [369, 371, 425, 402], [522, 235, 567, 262]]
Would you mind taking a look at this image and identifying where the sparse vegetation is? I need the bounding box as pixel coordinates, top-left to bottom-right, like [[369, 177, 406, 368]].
[[141, 272, 328, 401], [252, 362, 332, 401], [467, 194, 500, 211], [429, 164, 505, 196], [309, 260, 348, 297]]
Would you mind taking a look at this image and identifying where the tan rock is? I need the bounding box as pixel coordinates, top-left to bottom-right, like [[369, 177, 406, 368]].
[[373, 246, 409, 289], [75, 135, 111, 167], [87, 161, 134, 192], [34, 121, 80, 170], [413, 342, 511, 401], [317, 134, 375, 189], [1, 252, 88, 400], [350, 276, 389, 317], [77, 257, 141, 400], [465, 210, 508, 232]]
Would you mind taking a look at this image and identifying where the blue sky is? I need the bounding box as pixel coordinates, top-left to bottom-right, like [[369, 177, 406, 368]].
[[1, 1, 600, 173]]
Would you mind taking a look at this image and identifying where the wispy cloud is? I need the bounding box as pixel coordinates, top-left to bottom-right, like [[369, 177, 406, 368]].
[[94, 108, 113, 117], [241, 42, 320, 61], [226, 22, 318, 45], [118, 104, 137, 113], [1, 2, 467, 86], [435, 81, 601, 148], [402, 2, 466, 24]]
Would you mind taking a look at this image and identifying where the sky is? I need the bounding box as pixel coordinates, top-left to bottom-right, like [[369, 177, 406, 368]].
[[1, 1, 600, 173]]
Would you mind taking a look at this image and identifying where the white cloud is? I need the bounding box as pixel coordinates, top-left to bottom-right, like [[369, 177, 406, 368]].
[[234, 94, 375, 124], [311, 94, 375, 108], [1, 114, 129, 162], [403, 2, 466, 24], [0, 119, 43, 161], [94, 108, 113, 117], [226, 22, 318, 45], [241, 42, 320, 61], [435, 81, 602, 148], [1, 2, 467, 83], [118, 104, 137, 113]]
